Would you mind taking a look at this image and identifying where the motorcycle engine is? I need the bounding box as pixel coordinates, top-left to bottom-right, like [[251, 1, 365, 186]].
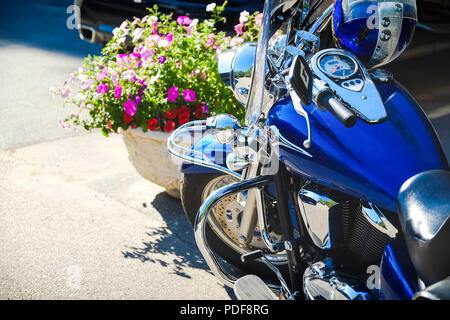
[[297, 184, 398, 299]]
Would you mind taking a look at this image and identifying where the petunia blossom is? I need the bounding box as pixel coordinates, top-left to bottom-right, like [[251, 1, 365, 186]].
[[158, 55, 166, 64], [255, 13, 264, 27], [124, 99, 137, 116], [167, 86, 179, 102], [239, 10, 250, 24], [164, 120, 176, 133], [206, 3, 216, 12], [147, 118, 158, 131], [123, 113, 133, 123], [114, 84, 122, 99], [60, 86, 72, 98], [234, 24, 243, 35], [183, 89, 196, 102], [81, 79, 93, 90], [97, 83, 108, 94], [122, 70, 136, 80], [177, 16, 192, 26]]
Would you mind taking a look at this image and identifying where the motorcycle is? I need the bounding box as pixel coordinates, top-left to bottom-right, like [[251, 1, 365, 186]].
[[168, 0, 450, 300]]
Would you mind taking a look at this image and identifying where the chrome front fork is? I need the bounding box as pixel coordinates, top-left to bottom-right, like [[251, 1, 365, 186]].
[[194, 175, 274, 287]]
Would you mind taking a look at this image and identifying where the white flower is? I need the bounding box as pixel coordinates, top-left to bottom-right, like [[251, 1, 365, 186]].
[[132, 28, 144, 42], [206, 3, 216, 12], [158, 39, 169, 48], [148, 16, 158, 24], [122, 70, 136, 80]]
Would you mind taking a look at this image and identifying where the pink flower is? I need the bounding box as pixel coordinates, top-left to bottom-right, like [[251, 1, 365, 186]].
[[230, 37, 244, 48], [124, 99, 137, 116], [97, 83, 108, 94], [205, 33, 215, 48], [234, 24, 243, 35], [96, 68, 109, 81], [114, 84, 122, 99], [167, 86, 179, 102], [183, 89, 196, 102], [177, 16, 192, 26], [60, 86, 71, 98], [255, 13, 264, 27], [81, 79, 93, 90]]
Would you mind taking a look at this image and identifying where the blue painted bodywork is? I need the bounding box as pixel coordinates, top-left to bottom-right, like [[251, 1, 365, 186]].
[[380, 238, 418, 300], [267, 80, 448, 213], [181, 78, 448, 299]]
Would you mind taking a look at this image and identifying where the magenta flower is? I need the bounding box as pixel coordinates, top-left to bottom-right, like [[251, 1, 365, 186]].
[[97, 83, 108, 94], [177, 16, 192, 26], [158, 55, 166, 64], [183, 89, 196, 102], [124, 99, 137, 116], [114, 84, 122, 99], [167, 86, 179, 102]]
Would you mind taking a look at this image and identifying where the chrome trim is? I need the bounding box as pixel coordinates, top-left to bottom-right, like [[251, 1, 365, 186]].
[[361, 202, 398, 239], [255, 187, 281, 253], [311, 48, 388, 123], [79, 24, 96, 43], [297, 189, 338, 249], [194, 175, 275, 288], [303, 261, 372, 300], [167, 121, 242, 179], [270, 126, 313, 158], [317, 52, 359, 80]]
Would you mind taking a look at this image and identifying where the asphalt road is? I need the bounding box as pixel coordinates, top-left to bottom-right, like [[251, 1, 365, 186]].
[[0, 0, 449, 300]]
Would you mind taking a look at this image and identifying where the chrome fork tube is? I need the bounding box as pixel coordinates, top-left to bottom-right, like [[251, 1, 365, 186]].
[[194, 175, 273, 288]]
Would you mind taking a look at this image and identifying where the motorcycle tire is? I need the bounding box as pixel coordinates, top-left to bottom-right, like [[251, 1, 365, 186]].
[[180, 172, 288, 280]]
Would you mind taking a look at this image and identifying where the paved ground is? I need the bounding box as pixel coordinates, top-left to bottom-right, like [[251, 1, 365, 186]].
[[0, 0, 448, 300]]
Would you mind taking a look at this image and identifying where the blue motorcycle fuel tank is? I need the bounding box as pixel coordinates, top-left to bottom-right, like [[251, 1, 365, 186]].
[[267, 79, 449, 213]]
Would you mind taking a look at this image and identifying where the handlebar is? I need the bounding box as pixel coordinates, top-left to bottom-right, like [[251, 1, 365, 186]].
[[315, 90, 356, 128]]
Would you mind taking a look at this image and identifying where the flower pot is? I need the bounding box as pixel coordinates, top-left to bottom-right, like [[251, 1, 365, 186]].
[[121, 128, 181, 199]]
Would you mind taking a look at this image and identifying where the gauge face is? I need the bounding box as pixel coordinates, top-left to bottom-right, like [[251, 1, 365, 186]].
[[318, 54, 357, 79]]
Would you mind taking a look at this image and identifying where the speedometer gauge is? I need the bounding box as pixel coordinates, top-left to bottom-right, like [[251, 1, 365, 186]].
[[318, 53, 358, 79]]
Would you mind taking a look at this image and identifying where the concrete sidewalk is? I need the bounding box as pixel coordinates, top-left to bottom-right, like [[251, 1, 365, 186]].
[[0, 132, 231, 299]]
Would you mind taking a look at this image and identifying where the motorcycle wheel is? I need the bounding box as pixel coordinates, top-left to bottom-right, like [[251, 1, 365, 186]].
[[181, 172, 288, 279]]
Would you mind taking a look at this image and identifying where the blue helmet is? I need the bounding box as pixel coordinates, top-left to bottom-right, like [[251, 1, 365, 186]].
[[332, 0, 418, 69]]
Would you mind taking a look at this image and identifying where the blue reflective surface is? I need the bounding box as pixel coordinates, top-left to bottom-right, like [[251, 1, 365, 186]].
[[380, 238, 418, 300], [267, 80, 448, 213]]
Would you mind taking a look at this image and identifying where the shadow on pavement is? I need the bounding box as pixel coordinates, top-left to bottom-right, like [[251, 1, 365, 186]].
[[0, 0, 101, 58], [121, 191, 237, 298], [121, 192, 208, 279]]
